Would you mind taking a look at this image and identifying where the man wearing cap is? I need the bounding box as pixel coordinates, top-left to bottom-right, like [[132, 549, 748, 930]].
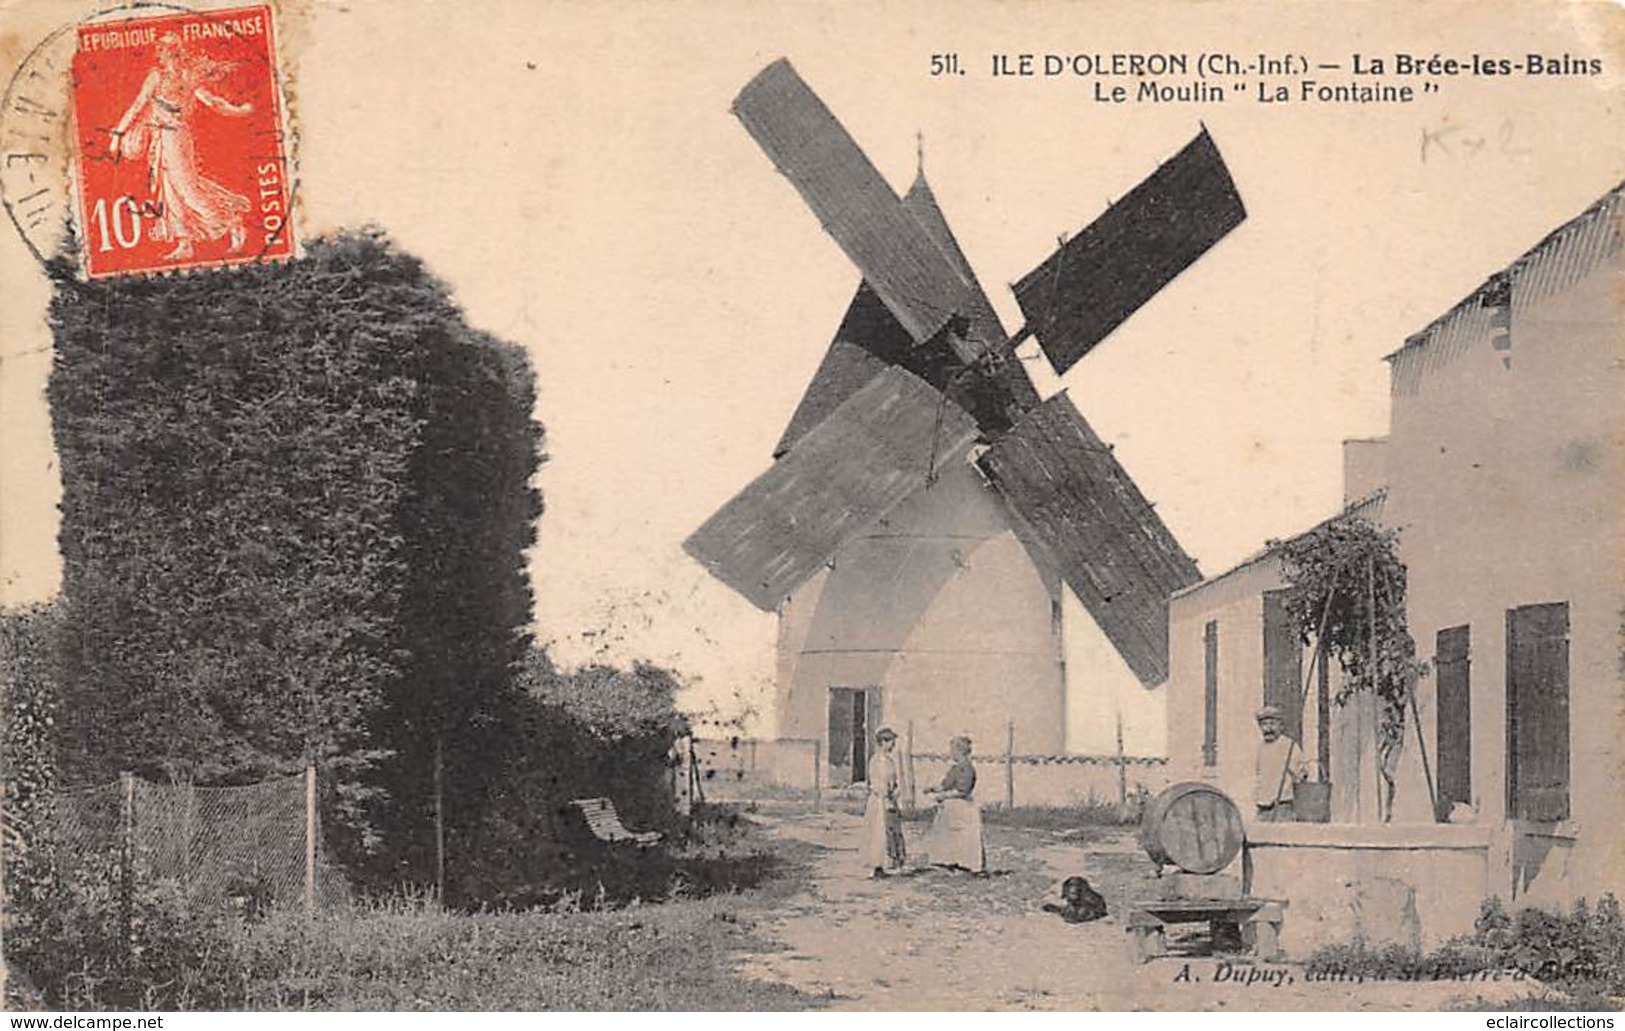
[[1254, 705, 1307, 822]]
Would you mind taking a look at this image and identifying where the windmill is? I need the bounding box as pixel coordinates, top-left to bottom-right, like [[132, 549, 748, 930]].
[[685, 59, 1245, 776]]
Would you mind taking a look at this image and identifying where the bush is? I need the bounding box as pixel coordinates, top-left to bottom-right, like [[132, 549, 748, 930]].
[[4, 837, 234, 1009], [2, 602, 65, 845], [45, 231, 544, 881], [6, 806, 793, 1011], [1304, 895, 1625, 1000], [445, 652, 689, 909]]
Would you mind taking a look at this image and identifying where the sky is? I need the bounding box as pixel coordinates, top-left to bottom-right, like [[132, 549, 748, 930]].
[[2, 0, 1622, 732]]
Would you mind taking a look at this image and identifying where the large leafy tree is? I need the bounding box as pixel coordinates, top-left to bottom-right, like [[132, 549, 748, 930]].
[[45, 232, 543, 871]]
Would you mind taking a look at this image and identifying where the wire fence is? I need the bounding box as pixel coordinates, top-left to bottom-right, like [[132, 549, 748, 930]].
[[694, 735, 1169, 809], [39, 768, 341, 914]]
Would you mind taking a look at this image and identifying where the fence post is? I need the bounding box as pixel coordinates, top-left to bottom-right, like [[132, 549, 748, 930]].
[[119, 772, 135, 958], [304, 764, 317, 923], [905, 721, 917, 811], [812, 739, 822, 810], [1369, 555, 1386, 824], [432, 737, 445, 906], [181, 779, 196, 891], [1004, 720, 1015, 809], [1115, 712, 1128, 809]]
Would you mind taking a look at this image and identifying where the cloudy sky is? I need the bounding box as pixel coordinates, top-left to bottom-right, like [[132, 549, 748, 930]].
[[3, 0, 1621, 730]]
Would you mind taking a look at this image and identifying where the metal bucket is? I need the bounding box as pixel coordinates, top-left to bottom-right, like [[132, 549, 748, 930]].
[[1294, 781, 1331, 823]]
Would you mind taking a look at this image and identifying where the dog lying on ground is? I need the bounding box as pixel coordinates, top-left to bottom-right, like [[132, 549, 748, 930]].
[[1043, 875, 1108, 923]]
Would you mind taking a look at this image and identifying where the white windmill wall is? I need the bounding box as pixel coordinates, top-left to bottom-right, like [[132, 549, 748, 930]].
[[1061, 588, 1167, 757], [775, 458, 1067, 781]]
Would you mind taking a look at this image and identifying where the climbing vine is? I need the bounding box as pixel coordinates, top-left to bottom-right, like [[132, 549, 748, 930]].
[[1268, 516, 1430, 815]]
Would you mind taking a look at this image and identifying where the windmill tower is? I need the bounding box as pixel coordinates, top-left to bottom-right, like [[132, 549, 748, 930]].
[[685, 59, 1246, 782]]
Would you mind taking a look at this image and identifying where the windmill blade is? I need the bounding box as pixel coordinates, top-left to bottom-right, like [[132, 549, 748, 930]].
[[733, 59, 991, 356], [772, 336, 893, 459], [686, 366, 979, 612], [771, 169, 1041, 456], [1013, 127, 1246, 376], [976, 392, 1201, 686]]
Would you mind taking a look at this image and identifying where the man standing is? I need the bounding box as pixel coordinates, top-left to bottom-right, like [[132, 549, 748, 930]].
[[1254, 705, 1306, 822], [860, 727, 906, 877]]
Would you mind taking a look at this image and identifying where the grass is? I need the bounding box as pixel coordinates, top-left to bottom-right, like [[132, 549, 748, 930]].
[[197, 885, 815, 1010], [7, 806, 824, 1012], [1450, 990, 1622, 1012], [979, 802, 1143, 830]]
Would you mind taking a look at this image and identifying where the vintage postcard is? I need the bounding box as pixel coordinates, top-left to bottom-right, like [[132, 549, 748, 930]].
[[1, 0, 1621, 1015]]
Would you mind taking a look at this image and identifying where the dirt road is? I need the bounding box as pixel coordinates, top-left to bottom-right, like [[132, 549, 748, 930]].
[[733, 805, 1534, 1011]]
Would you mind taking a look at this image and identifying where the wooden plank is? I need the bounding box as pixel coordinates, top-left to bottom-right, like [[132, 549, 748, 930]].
[[685, 366, 978, 611], [1013, 127, 1246, 375], [977, 393, 1200, 685], [732, 59, 985, 352]]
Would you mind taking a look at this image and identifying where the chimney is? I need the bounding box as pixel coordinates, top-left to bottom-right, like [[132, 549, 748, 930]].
[[1342, 438, 1388, 505]]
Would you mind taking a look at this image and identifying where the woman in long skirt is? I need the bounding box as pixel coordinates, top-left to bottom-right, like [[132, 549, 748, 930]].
[[924, 735, 985, 873], [859, 727, 906, 877]]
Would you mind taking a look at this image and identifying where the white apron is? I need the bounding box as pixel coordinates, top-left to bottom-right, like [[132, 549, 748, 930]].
[[924, 797, 985, 872]]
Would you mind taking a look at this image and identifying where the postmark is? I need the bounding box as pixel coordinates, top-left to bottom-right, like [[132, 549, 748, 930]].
[[1, 3, 294, 278]]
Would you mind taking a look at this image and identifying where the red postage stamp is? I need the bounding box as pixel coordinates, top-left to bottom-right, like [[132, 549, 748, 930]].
[[69, 5, 292, 278]]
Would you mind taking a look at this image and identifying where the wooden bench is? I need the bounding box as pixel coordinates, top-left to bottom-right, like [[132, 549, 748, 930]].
[[1125, 897, 1287, 964], [565, 797, 663, 848]]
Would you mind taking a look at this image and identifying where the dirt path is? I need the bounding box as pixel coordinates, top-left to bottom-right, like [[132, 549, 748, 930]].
[[734, 805, 1534, 1011]]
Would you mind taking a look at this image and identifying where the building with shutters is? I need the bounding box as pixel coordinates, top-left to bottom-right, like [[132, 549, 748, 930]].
[[1163, 179, 1623, 951]]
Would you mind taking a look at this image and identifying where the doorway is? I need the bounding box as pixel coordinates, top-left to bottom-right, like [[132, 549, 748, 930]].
[[827, 686, 882, 783]]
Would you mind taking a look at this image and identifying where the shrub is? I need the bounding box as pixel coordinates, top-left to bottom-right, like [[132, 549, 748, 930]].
[[45, 231, 543, 883], [4, 836, 235, 1009], [1, 602, 65, 845], [1304, 895, 1625, 1000]]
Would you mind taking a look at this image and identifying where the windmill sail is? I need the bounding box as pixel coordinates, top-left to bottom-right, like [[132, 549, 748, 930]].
[[1013, 128, 1246, 376], [772, 336, 893, 458], [732, 59, 993, 357], [976, 393, 1201, 685], [684, 366, 979, 612], [772, 173, 1038, 456]]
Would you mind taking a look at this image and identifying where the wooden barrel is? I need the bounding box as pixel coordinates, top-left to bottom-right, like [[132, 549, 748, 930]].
[[1138, 782, 1245, 874]]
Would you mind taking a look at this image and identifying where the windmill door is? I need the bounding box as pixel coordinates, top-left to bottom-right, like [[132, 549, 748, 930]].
[[827, 687, 883, 784]]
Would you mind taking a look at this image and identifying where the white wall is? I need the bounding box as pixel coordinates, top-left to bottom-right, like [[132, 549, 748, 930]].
[[1062, 588, 1166, 756]]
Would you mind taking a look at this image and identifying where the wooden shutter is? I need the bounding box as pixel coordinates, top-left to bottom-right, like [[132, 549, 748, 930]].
[[1506, 603, 1570, 822], [1202, 620, 1219, 767], [1262, 590, 1305, 743], [1435, 625, 1472, 811]]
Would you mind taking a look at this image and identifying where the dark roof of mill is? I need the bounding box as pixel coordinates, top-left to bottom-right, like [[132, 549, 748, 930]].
[[772, 171, 1037, 458], [976, 393, 1202, 686]]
